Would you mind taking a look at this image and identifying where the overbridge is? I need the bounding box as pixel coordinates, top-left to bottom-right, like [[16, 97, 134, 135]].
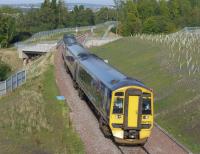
[[18, 42, 56, 59]]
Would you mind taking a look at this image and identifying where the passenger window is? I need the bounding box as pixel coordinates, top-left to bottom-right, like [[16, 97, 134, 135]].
[[142, 98, 151, 114], [113, 97, 123, 114]]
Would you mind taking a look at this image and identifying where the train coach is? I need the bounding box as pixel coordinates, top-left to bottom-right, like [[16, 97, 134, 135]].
[[58, 34, 154, 145]]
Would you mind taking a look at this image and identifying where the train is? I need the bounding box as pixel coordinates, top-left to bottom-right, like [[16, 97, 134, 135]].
[[57, 34, 154, 145]]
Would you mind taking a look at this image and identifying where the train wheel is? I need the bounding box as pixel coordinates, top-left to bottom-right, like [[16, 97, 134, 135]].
[[139, 140, 147, 147], [64, 62, 69, 73], [78, 88, 85, 100], [73, 80, 78, 89], [99, 117, 112, 138]]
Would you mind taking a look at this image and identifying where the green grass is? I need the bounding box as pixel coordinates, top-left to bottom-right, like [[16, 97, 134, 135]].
[[0, 63, 84, 154], [91, 37, 200, 153]]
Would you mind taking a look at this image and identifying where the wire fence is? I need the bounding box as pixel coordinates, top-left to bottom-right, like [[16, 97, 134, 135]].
[[0, 70, 26, 96], [15, 21, 117, 47], [181, 27, 200, 34]]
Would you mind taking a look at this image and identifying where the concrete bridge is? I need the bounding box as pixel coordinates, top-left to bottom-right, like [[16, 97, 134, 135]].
[[17, 42, 57, 59]]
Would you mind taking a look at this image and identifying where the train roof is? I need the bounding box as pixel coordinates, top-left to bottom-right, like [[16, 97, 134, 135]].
[[63, 34, 77, 46], [79, 54, 148, 91], [67, 44, 90, 58]]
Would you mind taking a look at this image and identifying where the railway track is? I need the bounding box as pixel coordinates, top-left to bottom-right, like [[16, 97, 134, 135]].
[[117, 145, 150, 154], [117, 123, 192, 154], [116, 123, 190, 154]]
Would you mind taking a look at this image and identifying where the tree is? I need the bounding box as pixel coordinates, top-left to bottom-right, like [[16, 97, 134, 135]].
[[137, 0, 158, 22], [41, 0, 50, 9], [0, 15, 16, 47], [119, 1, 142, 35], [187, 6, 200, 26], [51, 0, 57, 10], [71, 5, 95, 26], [85, 8, 95, 25], [95, 8, 116, 24], [159, 0, 170, 18], [142, 16, 176, 34], [169, 0, 180, 20], [57, 0, 69, 27], [188, 0, 200, 7]]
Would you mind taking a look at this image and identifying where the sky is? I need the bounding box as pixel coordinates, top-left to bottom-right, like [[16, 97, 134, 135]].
[[0, 0, 114, 5]]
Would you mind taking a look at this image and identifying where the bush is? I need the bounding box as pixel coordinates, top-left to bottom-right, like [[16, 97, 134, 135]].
[[0, 61, 11, 81], [111, 27, 117, 34]]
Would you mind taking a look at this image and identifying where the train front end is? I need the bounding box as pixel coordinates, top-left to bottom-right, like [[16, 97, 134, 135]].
[[109, 86, 153, 145]]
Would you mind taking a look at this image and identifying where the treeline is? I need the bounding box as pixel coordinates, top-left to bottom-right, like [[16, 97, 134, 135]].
[[115, 0, 200, 35], [1, 0, 199, 47], [0, 0, 116, 48]]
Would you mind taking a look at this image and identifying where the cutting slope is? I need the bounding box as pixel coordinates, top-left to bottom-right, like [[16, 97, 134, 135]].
[[91, 37, 200, 153]]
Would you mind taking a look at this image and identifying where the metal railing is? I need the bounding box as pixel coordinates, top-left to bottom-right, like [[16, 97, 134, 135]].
[[15, 21, 117, 47], [0, 70, 26, 96], [178, 27, 200, 34]]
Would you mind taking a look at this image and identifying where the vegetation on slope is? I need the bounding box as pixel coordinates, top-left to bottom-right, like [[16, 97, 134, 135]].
[[0, 53, 84, 154], [91, 37, 200, 153], [0, 48, 22, 81], [0, 48, 22, 71], [0, 61, 11, 81]]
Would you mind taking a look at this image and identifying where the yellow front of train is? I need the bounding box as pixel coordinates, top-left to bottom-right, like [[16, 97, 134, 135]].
[[109, 86, 153, 145]]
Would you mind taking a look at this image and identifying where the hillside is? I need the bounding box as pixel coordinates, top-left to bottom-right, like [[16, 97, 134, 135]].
[[91, 37, 200, 153], [0, 52, 84, 154]]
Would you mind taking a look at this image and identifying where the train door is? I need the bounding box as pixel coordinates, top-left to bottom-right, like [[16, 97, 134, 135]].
[[124, 89, 142, 130]]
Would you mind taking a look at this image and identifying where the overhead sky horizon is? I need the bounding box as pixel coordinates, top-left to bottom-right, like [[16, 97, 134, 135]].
[[0, 0, 114, 5]]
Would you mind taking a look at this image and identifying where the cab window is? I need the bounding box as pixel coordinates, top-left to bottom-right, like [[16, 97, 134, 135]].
[[142, 98, 151, 114], [113, 97, 123, 114]]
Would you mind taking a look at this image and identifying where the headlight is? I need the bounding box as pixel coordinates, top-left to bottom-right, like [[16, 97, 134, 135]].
[[143, 115, 149, 119]]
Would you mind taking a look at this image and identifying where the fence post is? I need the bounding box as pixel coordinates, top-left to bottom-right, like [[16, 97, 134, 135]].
[[24, 70, 27, 82], [11, 75, 13, 92], [4, 80, 6, 94], [16, 72, 19, 87]]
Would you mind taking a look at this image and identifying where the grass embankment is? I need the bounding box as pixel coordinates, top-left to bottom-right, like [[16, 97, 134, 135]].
[[0, 53, 84, 154], [91, 37, 200, 153]]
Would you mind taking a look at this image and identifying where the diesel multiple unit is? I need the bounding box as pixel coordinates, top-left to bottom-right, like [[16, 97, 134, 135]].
[[57, 34, 154, 145]]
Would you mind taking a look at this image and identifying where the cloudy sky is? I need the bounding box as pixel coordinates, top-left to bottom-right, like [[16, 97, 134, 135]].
[[0, 0, 114, 5]]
